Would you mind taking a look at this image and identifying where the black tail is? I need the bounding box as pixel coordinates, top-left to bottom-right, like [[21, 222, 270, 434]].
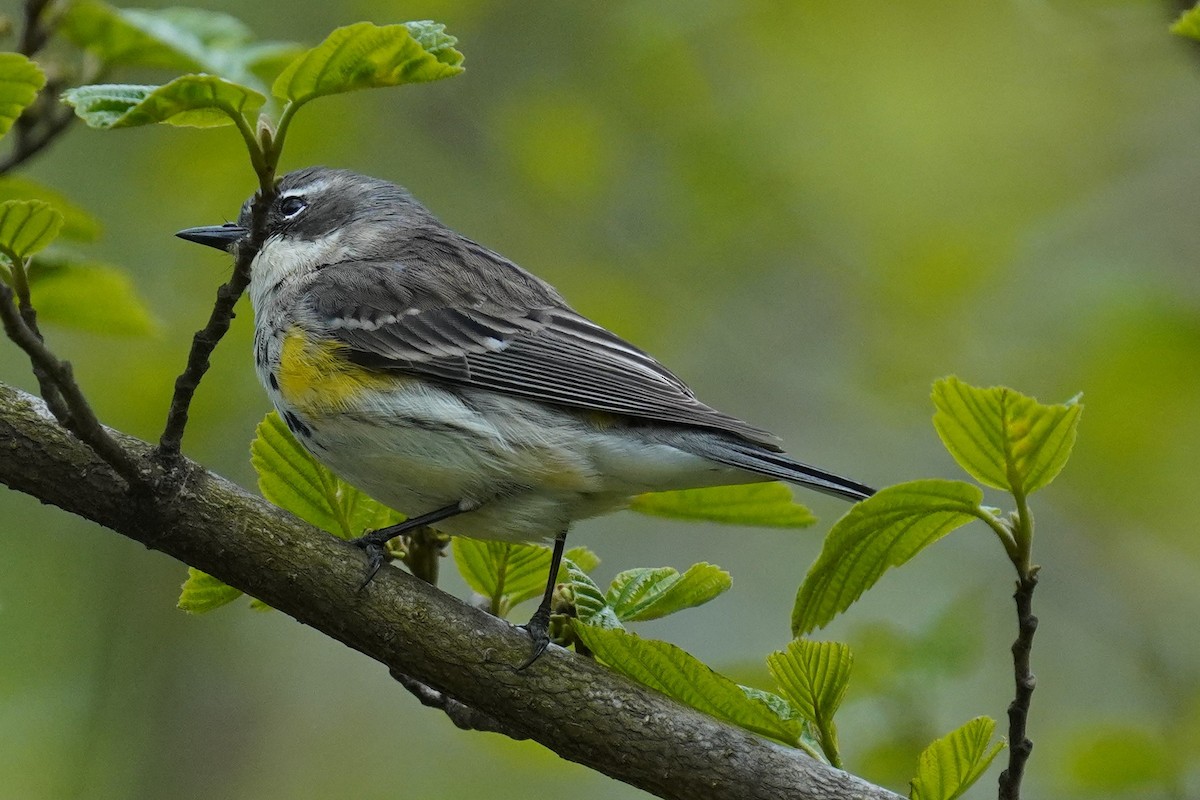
[[703, 440, 875, 502]]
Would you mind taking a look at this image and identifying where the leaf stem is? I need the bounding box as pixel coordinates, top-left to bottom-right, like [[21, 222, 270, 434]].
[[816, 719, 842, 770], [401, 527, 444, 586], [227, 107, 269, 178], [268, 101, 300, 166], [795, 737, 826, 764], [974, 508, 1021, 564]]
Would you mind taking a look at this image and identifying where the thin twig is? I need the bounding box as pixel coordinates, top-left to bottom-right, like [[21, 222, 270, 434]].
[[0, 0, 77, 177], [157, 181, 275, 457], [998, 569, 1038, 800], [0, 105, 76, 176], [8, 275, 71, 421], [17, 0, 53, 57], [0, 283, 144, 486], [156, 259, 253, 456]]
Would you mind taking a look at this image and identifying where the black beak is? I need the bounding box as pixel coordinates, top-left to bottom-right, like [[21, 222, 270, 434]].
[[175, 223, 248, 251]]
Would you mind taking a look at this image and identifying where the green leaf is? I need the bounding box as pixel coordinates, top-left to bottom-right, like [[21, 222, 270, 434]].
[[60, 1, 299, 88], [272, 21, 463, 107], [767, 640, 852, 764], [0, 200, 63, 262], [62, 76, 266, 130], [250, 411, 401, 539], [27, 253, 156, 335], [607, 563, 731, 621], [630, 482, 816, 527], [932, 376, 1082, 496], [177, 568, 242, 613], [0, 178, 102, 242], [792, 480, 988, 636], [573, 625, 803, 744], [566, 562, 623, 630], [910, 717, 1004, 800], [62, 0, 211, 71], [0, 53, 46, 139], [767, 640, 852, 728], [453, 539, 599, 615], [1172, 3, 1200, 41]]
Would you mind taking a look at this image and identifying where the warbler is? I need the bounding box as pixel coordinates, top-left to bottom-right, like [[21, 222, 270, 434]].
[[178, 166, 874, 665]]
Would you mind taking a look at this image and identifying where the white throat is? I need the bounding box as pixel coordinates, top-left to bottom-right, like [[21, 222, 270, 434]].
[[248, 229, 348, 312]]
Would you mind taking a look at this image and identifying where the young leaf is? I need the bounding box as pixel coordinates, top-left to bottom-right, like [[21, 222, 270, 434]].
[[932, 376, 1082, 496], [607, 563, 731, 621], [61, 1, 299, 89], [767, 640, 852, 765], [910, 717, 1004, 800], [630, 482, 816, 528], [62, 0, 210, 71], [62, 76, 266, 130], [28, 254, 156, 336], [1172, 3, 1200, 42], [573, 625, 803, 745], [251, 411, 400, 539], [0, 53, 46, 139], [0, 178, 102, 242], [272, 21, 463, 107], [0, 200, 63, 262], [178, 568, 243, 613], [567, 562, 623, 630], [792, 480, 988, 636], [453, 539, 599, 614]]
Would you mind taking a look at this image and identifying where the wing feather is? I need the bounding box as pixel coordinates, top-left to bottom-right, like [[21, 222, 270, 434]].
[[304, 256, 782, 448]]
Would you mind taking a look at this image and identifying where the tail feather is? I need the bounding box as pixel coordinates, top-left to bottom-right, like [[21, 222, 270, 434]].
[[705, 441, 875, 502]]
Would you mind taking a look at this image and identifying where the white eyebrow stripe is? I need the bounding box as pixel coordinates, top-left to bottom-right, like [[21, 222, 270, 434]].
[[281, 177, 335, 198]]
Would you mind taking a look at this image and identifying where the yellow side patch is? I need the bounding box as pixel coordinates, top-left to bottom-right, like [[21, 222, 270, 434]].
[[277, 329, 395, 414]]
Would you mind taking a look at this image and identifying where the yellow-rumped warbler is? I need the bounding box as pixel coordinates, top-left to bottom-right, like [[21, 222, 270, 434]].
[[178, 167, 874, 664]]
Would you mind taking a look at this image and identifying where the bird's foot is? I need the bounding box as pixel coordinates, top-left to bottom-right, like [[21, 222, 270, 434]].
[[349, 528, 394, 591], [515, 606, 552, 671]]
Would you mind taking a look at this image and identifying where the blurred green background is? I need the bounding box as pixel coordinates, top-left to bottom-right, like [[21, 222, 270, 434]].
[[3, 1, 1199, 798]]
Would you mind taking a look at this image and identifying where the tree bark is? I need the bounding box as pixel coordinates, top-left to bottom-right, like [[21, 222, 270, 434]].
[[0, 381, 902, 800]]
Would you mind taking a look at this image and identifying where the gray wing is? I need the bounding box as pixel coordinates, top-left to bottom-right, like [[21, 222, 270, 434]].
[[305, 258, 783, 449]]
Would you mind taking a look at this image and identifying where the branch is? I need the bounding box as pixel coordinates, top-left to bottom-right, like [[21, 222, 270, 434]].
[[0, 104, 75, 176], [0, 284, 145, 486], [17, 0, 53, 57], [0, 381, 902, 800], [998, 571, 1038, 800], [0, 0, 79, 177], [157, 184, 275, 457]]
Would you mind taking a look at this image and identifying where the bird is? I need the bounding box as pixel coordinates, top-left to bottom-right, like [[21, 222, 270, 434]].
[[177, 166, 874, 666]]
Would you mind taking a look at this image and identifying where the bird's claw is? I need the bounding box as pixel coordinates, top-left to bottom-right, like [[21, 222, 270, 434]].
[[515, 607, 552, 671], [350, 532, 389, 592]]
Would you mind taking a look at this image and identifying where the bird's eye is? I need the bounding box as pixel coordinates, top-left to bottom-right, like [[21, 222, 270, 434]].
[[279, 196, 307, 219]]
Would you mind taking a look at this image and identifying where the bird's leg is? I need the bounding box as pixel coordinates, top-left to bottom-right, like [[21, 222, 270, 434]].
[[516, 528, 569, 671], [351, 502, 467, 590]]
